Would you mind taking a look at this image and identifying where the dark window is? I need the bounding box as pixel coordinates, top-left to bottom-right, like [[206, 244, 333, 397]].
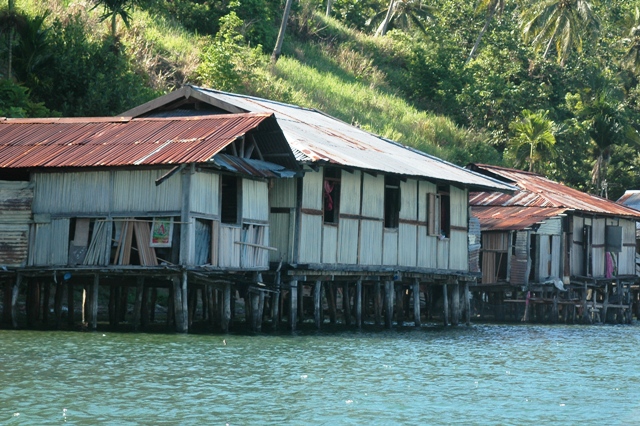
[[384, 176, 401, 228], [323, 168, 341, 224], [221, 175, 240, 224], [438, 185, 450, 238]]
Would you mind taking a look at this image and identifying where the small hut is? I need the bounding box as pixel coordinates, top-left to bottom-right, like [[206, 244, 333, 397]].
[[468, 164, 640, 324], [0, 113, 298, 332], [123, 87, 514, 329]]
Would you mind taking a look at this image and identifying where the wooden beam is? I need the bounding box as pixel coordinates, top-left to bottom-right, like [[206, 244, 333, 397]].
[[90, 274, 99, 330], [451, 281, 460, 326], [289, 280, 298, 331], [314, 280, 322, 330], [442, 282, 449, 326], [413, 279, 421, 327], [222, 282, 231, 333], [356, 279, 362, 329], [384, 281, 393, 328], [11, 274, 22, 329], [132, 277, 144, 331]]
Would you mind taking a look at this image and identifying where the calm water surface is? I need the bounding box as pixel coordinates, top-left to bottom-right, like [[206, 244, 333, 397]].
[[1, 323, 639, 425]]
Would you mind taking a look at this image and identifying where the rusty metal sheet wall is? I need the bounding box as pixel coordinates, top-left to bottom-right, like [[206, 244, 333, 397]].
[[0, 181, 33, 267], [510, 231, 528, 286], [0, 225, 29, 267]]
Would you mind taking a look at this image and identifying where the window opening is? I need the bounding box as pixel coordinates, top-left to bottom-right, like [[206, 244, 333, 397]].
[[384, 176, 401, 228], [221, 175, 240, 224], [583, 225, 592, 276], [427, 193, 440, 236], [438, 185, 450, 238], [323, 168, 341, 224]]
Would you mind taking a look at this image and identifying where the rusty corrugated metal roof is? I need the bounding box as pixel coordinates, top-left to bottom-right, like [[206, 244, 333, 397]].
[[121, 86, 515, 193], [468, 164, 640, 230], [0, 113, 291, 170]]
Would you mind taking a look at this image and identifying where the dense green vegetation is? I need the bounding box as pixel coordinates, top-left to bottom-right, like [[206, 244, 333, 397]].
[[2, 0, 640, 199]]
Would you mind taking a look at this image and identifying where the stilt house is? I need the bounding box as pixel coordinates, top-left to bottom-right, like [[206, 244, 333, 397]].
[[0, 113, 298, 331], [122, 86, 514, 330], [467, 164, 640, 324]]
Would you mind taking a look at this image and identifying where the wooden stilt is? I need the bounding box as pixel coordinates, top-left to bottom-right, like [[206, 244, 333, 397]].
[[222, 282, 231, 333], [374, 281, 382, 326], [442, 283, 449, 326], [166, 285, 174, 329], [2, 282, 11, 325], [289, 280, 298, 331], [133, 277, 144, 331], [413, 279, 421, 327], [297, 282, 304, 325], [41, 281, 51, 325], [314, 280, 322, 330], [82, 285, 87, 326], [26, 278, 38, 328], [66, 281, 74, 328], [150, 287, 157, 322], [206, 286, 215, 328], [11, 274, 22, 329], [451, 281, 460, 326], [250, 290, 260, 332], [464, 281, 471, 326], [356, 279, 362, 329], [54, 279, 63, 329], [187, 287, 197, 327], [258, 289, 265, 332], [141, 284, 150, 328], [327, 282, 337, 324], [384, 281, 393, 328], [271, 271, 281, 330], [108, 285, 117, 327], [395, 284, 404, 326], [343, 282, 351, 326], [173, 272, 188, 333], [90, 274, 99, 330]]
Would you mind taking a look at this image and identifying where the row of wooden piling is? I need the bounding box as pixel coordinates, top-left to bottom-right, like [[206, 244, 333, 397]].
[[1, 270, 475, 332]]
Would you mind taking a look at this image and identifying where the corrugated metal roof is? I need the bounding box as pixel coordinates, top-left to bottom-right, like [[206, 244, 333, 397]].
[[212, 154, 297, 178], [617, 190, 640, 212], [472, 206, 566, 231], [121, 86, 515, 193], [0, 113, 293, 171], [468, 164, 640, 230]]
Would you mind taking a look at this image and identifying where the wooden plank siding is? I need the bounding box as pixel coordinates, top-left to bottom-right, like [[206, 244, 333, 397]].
[[0, 181, 33, 267], [190, 172, 219, 217]]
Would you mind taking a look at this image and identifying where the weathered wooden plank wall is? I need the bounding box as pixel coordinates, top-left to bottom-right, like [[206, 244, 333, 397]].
[[0, 181, 33, 266]]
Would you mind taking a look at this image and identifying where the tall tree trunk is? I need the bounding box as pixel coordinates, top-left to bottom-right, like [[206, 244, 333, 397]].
[[326, 0, 333, 17], [466, 8, 496, 64], [375, 0, 396, 37], [271, 0, 294, 63]]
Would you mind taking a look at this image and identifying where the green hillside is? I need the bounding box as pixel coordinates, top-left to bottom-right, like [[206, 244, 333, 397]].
[[3, 0, 640, 199]]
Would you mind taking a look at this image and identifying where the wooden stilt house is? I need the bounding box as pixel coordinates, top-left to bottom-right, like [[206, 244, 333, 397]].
[[122, 86, 514, 330], [468, 164, 640, 324], [0, 113, 298, 332]]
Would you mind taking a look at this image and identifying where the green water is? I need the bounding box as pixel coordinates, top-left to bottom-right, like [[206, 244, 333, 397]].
[[1, 324, 639, 425]]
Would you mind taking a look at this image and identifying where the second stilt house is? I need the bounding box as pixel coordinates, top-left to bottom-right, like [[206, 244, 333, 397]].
[[467, 164, 640, 324], [123, 86, 514, 329]]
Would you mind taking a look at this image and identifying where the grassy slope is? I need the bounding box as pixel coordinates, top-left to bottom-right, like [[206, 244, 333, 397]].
[[19, 1, 500, 165]]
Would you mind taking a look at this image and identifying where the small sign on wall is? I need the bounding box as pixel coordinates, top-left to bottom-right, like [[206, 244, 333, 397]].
[[150, 217, 173, 247]]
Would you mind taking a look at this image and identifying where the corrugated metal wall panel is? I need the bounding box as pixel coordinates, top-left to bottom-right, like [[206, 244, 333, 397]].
[[417, 227, 437, 268], [30, 218, 70, 266], [299, 213, 322, 263], [113, 169, 181, 213], [551, 235, 561, 277], [450, 186, 467, 227], [242, 179, 269, 221], [537, 235, 550, 280], [238, 224, 269, 268], [322, 224, 338, 264], [571, 216, 584, 276], [383, 229, 398, 265], [338, 218, 359, 264], [359, 220, 383, 265], [0, 225, 29, 267], [0, 181, 33, 223], [340, 170, 361, 215], [618, 219, 636, 275], [398, 223, 417, 266], [399, 180, 418, 221], [593, 218, 605, 276], [33, 172, 110, 214], [361, 173, 384, 218], [269, 212, 292, 263], [510, 231, 528, 285], [302, 169, 323, 210], [191, 172, 219, 216], [536, 217, 562, 235], [437, 238, 450, 270], [449, 230, 466, 270], [218, 225, 241, 268], [270, 178, 296, 208]]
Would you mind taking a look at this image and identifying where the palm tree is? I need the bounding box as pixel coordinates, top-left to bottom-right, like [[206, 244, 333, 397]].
[[622, 8, 640, 74], [372, 0, 435, 37], [520, 0, 599, 66], [92, 0, 138, 37], [466, 0, 506, 64], [507, 109, 557, 173]]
